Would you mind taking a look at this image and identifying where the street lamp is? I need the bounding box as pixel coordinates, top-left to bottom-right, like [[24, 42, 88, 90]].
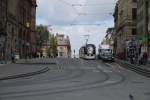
[[26, 22, 30, 59], [73, 49, 76, 58]]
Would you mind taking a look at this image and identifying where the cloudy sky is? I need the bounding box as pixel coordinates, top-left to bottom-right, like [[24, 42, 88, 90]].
[[36, 0, 117, 56]]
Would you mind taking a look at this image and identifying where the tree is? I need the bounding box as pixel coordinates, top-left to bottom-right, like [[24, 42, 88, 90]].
[[47, 34, 58, 58], [36, 25, 49, 49]]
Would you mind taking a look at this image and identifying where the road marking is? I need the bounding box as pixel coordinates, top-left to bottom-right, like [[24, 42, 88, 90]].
[[105, 63, 121, 73], [97, 65, 112, 73], [105, 80, 116, 84], [92, 70, 100, 73], [103, 70, 113, 73], [114, 63, 125, 70]]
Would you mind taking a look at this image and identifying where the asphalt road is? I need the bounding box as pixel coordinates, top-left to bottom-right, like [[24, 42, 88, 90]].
[[0, 58, 150, 100]]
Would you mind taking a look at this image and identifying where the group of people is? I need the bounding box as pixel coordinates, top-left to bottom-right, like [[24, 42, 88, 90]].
[[128, 51, 148, 65]]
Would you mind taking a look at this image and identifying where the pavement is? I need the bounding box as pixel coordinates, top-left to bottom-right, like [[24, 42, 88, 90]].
[[115, 59, 150, 77], [138, 64, 150, 71], [16, 58, 57, 64], [116, 59, 150, 71], [0, 59, 52, 80]]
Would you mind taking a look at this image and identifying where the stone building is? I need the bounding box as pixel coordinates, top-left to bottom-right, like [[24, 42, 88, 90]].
[[30, 0, 37, 57], [56, 34, 71, 58], [105, 28, 115, 47], [113, 0, 137, 59], [0, 0, 37, 61], [137, 0, 150, 61], [148, 0, 150, 61], [0, 0, 7, 61]]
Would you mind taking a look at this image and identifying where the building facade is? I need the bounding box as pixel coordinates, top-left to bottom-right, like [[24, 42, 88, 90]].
[[0, 0, 37, 61], [148, 0, 150, 61], [56, 34, 71, 58], [113, 2, 119, 56], [137, 0, 150, 61], [0, 0, 7, 61], [105, 28, 115, 48], [30, 0, 37, 57], [113, 0, 137, 59]]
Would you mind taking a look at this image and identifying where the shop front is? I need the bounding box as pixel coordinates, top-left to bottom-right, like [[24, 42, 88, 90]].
[[138, 34, 149, 63]]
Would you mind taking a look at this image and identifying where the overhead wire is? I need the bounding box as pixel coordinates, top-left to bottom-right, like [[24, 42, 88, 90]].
[[72, 3, 116, 7], [56, 0, 114, 26]]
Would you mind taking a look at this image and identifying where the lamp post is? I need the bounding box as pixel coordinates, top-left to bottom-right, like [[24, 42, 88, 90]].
[[73, 49, 76, 58], [26, 22, 30, 59]]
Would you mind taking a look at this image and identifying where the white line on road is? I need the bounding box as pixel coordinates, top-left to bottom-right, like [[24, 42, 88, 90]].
[[105, 63, 121, 73], [97, 65, 112, 73], [114, 63, 125, 70], [92, 70, 100, 73]]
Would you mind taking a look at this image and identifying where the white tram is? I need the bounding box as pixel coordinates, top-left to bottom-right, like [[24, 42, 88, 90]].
[[79, 44, 96, 60]]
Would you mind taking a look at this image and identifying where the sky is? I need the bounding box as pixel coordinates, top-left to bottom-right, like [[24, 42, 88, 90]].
[[36, 0, 117, 56]]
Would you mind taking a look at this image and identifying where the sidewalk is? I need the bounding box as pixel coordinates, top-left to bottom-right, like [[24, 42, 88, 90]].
[[116, 59, 150, 71], [0, 64, 49, 80], [0, 58, 57, 80], [16, 58, 56, 64], [138, 64, 150, 71], [116, 59, 150, 78]]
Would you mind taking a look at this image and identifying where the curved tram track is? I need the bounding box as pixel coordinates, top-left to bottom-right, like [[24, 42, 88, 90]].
[[0, 59, 126, 99]]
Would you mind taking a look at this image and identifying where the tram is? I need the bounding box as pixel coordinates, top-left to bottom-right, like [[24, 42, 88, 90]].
[[79, 44, 96, 60]]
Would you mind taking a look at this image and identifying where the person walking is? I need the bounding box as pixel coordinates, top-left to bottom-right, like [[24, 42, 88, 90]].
[[11, 53, 15, 63], [143, 52, 148, 65]]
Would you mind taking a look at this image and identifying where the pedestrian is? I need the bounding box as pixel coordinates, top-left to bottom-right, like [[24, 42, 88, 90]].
[[143, 52, 148, 65], [11, 53, 15, 63]]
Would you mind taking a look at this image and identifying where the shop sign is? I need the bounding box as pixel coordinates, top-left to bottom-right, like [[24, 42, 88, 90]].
[[139, 35, 149, 44]]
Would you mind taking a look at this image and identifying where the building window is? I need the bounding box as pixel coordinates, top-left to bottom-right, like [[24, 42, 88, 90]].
[[132, 8, 137, 20], [60, 47, 63, 51], [132, 28, 137, 35], [59, 52, 63, 56]]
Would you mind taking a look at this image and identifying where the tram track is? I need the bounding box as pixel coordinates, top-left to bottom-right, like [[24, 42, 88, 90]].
[[0, 60, 126, 99]]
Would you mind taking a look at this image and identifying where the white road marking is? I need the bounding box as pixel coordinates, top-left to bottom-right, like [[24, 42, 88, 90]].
[[114, 63, 125, 70], [105, 80, 116, 84], [92, 70, 100, 73], [105, 63, 121, 73], [97, 65, 112, 73]]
